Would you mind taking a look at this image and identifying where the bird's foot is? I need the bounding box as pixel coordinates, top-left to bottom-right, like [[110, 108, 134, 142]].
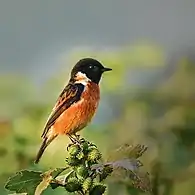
[[68, 134, 81, 144], [74, 134, 86, 143], [67, 135, 77, 151], [67, 134, 87, 151]]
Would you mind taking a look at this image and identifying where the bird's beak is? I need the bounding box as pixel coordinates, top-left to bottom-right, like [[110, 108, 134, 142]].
[[102, 67, 112, 72]]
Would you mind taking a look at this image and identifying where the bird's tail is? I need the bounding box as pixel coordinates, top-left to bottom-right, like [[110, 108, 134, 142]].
[[34, 135, 56, 164]]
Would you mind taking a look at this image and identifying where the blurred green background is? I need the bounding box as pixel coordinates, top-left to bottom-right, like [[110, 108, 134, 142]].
[[1, 1, 195, 195]]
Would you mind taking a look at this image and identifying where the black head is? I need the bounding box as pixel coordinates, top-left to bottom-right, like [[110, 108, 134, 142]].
[[71, 58, 112, 84]]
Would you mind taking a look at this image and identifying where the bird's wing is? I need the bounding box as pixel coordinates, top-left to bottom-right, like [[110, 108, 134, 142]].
[[41, 83, 85, 138]]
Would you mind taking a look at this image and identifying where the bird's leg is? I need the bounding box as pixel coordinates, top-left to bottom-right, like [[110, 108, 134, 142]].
[[74, 133, 80, 140], [67, 134, 76, 143], [73, 133, 86, 143], [67, 134, 80, 145], [67, 134, 78, 151]]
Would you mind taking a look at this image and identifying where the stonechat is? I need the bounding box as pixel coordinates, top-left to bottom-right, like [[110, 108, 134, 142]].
[[34, 58, 112, 163]]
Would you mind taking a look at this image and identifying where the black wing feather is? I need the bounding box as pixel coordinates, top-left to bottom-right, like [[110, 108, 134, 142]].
[[41, 83, 85, 138]]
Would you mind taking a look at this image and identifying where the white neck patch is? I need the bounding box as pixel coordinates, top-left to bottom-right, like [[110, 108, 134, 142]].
[[75, 71, 91, 86]]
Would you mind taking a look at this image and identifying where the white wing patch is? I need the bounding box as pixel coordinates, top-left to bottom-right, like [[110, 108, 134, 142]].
[[75, 72, 91, 86]]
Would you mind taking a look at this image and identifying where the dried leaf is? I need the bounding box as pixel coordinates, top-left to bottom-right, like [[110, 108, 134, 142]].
[[108, 144, 148, 161], [35, 171, 52, 195], [131, 172, 152, 192]]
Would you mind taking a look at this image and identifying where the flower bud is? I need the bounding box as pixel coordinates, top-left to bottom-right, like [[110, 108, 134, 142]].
[[66, 157, 81, 166], [64, 177, 81, 192], [76, 165, 89, 178], [88, 148, 102, 162], [82, 177, 93, 192], [68, 145, 81, 157], [76, 151, 85, 160], [90, 183, 106, 195]]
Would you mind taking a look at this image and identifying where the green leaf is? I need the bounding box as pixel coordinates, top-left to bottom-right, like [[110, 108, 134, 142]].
[[89, 184, 106, 195], [64, 177, 82, 192], [65, 171, 76, 183], [5, 170, 42, 195], [51, 167, 69, 179]]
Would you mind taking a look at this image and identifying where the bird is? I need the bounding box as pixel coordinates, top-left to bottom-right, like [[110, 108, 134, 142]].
[[34, 58, 112, 164]]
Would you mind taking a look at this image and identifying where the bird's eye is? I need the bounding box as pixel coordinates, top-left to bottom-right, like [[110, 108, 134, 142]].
[[89, 65, 99, 71]]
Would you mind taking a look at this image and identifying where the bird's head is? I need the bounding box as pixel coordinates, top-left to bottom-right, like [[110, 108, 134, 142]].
[[71, 58, 112, 84]]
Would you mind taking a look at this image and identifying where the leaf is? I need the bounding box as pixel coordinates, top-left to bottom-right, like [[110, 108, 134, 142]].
[[99, 165, 113, 182], [36, 167, 69, 193], [107, 159, 142, 172], [5, 170, 42, 195], [92, 159, 141, 182], [89, 184, 106, 195], [65, 171, 76, 183], [128, 144, 148, 159], [108, 144, 148, 161], [130, 171, 152, 192], [50, 170, 76, 190], [92, 159, 141, 175], [108, 159, 152, 192], [51, 167, 69, 179]]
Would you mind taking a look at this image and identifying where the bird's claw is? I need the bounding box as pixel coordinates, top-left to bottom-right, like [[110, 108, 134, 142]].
[[68, 134, 82, 145]]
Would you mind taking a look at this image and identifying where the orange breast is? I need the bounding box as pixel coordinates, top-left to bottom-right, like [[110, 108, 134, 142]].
[[53, 82, 100, 135]]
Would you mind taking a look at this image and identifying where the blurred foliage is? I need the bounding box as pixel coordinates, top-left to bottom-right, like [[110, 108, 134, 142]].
[[5, 138, 149, 195], [1, 43, 195, 194]]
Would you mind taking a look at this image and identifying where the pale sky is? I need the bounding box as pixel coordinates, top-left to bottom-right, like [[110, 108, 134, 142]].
[[0, 0, 195, 82]]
